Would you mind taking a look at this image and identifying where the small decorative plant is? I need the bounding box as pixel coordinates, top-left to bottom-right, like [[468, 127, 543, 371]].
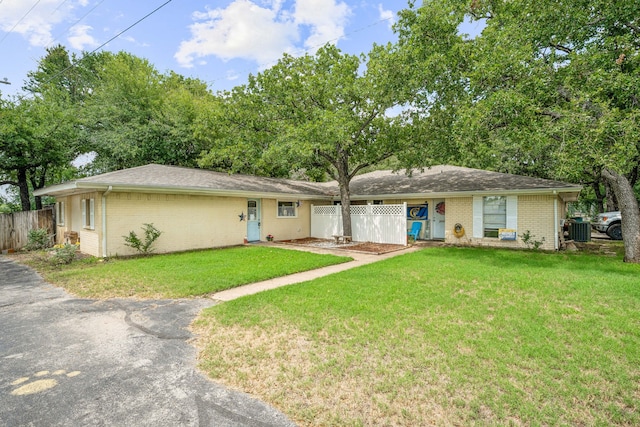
[[520, 230, 545, 250], [25, 228, 53, 251], [123, 223, 163, 255], [266, 234, 274, 242], [49, 243, 78, 265]]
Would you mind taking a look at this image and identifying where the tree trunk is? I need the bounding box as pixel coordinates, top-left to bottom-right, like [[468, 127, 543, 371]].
[[335, 155, 352, 238], [337, 175, 352, 238], [30, 171, 46, 210], [604, 180, 618, 211], [602, 168, 640, 263], [591, 182, 605, 214], [17, 167, 31, 211]]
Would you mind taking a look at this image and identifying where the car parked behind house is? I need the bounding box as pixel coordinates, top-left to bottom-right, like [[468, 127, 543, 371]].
[[592, 211, 622, 240]]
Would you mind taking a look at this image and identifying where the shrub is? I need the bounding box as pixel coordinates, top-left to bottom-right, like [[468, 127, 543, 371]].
[[123, 223, 163, 255], [520, 230, 546, 250], [49, 243, 77, 265], [25, 228, 53, 251]]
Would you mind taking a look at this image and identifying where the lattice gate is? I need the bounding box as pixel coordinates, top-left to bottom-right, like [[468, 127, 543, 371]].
[[311, 203, 407, 245]]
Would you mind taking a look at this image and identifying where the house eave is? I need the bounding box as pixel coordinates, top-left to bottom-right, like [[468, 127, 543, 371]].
[[348, 187, 582, 201], [35, 182, 333, 201]]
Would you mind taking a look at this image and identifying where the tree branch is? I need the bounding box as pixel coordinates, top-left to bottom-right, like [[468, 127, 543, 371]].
[[356, 109, 381, 139], [315, 149, 338, 177], [537, 110, 563, 120], [550, 43, 573, 54], [624, 22, 640, 34], [348, 151, 395, 181]]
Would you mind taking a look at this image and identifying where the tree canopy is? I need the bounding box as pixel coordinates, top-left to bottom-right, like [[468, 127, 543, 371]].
[[81, 52, 215, 173], [199, 44, 413, 236], [1, 47, 215, 210], [394, 0, 640, 261], [0, 94, 80, 211]]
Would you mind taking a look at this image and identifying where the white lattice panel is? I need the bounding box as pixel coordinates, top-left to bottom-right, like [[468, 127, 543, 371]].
[[311, 203, 407, 245], [313, 205, 338, 215], [350, 205, 368, 215], [372, 205, 404, 216]]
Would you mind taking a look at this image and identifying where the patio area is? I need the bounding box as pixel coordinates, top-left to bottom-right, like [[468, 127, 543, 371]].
[[277, 237, 409, 255]]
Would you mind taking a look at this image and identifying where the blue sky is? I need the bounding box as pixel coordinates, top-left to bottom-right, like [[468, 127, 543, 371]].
[[0, 0, 404, 97]]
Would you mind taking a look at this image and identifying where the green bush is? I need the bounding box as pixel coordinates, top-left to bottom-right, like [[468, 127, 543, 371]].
[[25, 228, 52, 251], [123, 223, 163, 255], [520, 230, 546, 250], [49, 244, 78, 265]]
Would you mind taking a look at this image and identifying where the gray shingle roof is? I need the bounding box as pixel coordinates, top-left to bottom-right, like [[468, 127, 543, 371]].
[[35, 164, 581, 198], [348, 166, 581, 196], [79, 164, 333, 196]]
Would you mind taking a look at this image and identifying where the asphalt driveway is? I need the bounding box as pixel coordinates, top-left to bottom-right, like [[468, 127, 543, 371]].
[[0, 256, 295, 427]]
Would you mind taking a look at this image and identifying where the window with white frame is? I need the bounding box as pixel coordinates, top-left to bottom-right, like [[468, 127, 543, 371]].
[[81, 198, 95, 229], [56, 201, 65, 226], [473, 195, 518, 239], [483, 196, 506, 238], [277, 201, 297, 218]]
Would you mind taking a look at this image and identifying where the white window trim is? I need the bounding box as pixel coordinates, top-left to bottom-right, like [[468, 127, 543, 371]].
[[277, 200, 298, 218], [56, 201, 65, 226], [473, 195, 518, 238], [81, 198, 95, 230]]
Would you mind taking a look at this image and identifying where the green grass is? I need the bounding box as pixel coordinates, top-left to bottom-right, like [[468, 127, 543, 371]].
[[27, 246, 351, 298], [195, 246, 640, 426]]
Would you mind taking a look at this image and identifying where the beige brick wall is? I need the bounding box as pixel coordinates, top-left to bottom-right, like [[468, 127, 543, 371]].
[[55, 190, 561, 256], [79, 230, 101, 257], [443, 194, 557, 250], [104, 192, 246, 256], [261, 199, 321, 241], [444, 197, 475, 246], [55, 193, 102, 255], [517, 195, 556, 251], [101, 193, 318, 257]]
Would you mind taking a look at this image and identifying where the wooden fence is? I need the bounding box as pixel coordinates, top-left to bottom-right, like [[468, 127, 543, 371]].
[[0, 207, 55, 252]]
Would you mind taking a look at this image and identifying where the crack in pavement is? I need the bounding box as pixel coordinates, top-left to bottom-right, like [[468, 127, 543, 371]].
[[112, 300, 193, 341]]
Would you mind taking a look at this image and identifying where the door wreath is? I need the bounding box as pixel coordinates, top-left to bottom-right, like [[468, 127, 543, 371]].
[[435, 201, 445, 215], [453, 223, 465, 238]]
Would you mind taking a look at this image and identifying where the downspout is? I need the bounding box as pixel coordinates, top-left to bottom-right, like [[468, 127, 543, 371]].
[[553, 191, 559, 250], [102, 186, 113, 258]]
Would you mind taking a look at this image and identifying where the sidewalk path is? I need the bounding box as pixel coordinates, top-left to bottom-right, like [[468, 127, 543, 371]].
[[211, 243, 420, 302]]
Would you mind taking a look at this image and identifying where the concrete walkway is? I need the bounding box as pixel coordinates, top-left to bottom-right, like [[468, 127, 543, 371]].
[[211, 243, 420, 302]]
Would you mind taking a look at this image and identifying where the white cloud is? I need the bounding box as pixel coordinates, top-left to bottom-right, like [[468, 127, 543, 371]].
[[67, 25, 97, 50], [294, 0, 350, 50], [378, 4, 394, 29], [175, 0, 351, 68], [0, 0, 88, 47], [175, 0, 298, 68]]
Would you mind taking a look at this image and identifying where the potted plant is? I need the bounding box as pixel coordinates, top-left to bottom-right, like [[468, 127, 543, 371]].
[[266, 234, 274, 242]]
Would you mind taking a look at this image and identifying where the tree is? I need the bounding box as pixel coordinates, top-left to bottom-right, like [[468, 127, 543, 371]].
[[0, 96, 80, 210], [23, 44, 103, 103], [395, 0, 640, 262], [1, 45, 102, 211], [82, 53, 214, 173], [199, 44, 410, 237]]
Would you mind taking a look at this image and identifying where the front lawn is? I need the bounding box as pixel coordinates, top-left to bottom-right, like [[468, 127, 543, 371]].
[[194, 247, 640, 426], [24, 246, 351, 298]]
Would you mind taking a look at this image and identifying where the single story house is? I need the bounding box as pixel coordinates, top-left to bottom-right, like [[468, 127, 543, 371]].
[[34, 164, 582, 257]]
